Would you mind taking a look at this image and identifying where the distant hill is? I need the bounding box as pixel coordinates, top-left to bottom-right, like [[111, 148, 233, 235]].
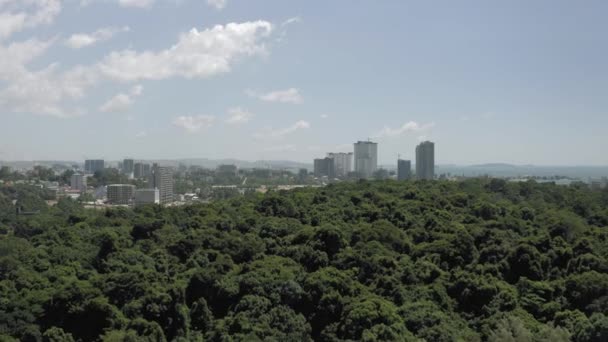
[[1, 159, 312, 171], [469, 163, 519, 168]]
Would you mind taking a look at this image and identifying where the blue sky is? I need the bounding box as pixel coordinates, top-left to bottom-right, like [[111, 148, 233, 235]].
[[0, 0, 607, 165]]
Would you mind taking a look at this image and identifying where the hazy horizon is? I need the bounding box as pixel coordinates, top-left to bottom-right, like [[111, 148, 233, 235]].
[[2, 157, 608, 169], [1, 1, 607, 166]]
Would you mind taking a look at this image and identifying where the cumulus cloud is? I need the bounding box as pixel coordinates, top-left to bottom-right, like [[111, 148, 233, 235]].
[[248, 88, 303, 104], [99, 84, 143, 112], [320, 114, 329, 119], [0, 20, 278, 117], [225, 107, 253, 124], [0, 38, 53, 78], [254, 120, 310, 140], [206, 0, 227, 10], [0, 40, 99, 118], [0, 0, 61, 39], [0, 36, 96, 117], [98, 21, 273, 82], [374, 121, 435, 138], [173, 115, 215, 133], [65, 26, 130, 49]]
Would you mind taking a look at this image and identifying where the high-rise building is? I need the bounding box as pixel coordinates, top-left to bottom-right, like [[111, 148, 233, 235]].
[[416, 141, 435, 180], [217, 164, 238, 176], [70, 174, 87, 192], [107, 184, 135, 205], [397, 159, 412, 181], [149, 164, 174, 204], [298, 168, 308, 183], [327, 152, 353, 177], [84, 159, 105, 174], [134, 162, 151, 178], [354, 141, 378, 178], [314, 158, 335, 178], [135, 188, 160, 206], [123, 159, 135, 175]]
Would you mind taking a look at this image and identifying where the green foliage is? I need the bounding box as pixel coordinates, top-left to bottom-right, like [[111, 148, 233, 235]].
[[1, 179, 607, 341]]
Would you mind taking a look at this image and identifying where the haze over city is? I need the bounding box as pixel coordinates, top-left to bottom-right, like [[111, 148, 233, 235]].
[[1, 0, 607, 165]]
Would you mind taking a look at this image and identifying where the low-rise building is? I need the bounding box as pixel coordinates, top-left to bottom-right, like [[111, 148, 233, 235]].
[[107, 184, 135, 205], [135, 188, 160, 206], [71, 174, 87, 192]]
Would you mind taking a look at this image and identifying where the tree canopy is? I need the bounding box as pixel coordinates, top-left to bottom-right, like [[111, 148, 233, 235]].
[[0, 179, 607, 341]]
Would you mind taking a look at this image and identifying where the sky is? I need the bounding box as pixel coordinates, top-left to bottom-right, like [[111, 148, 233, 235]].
[[0, 0, 607, 165]]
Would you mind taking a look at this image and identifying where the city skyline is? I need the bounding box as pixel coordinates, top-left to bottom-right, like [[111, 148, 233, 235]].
[[1, 1, 608, 165]]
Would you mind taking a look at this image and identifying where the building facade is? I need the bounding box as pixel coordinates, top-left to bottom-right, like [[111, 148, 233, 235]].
[[149, 164, 174, 204], [84, 159, 105, 174], [135, 188, 160, 206], [416, 141, 435, 180], [327, 152, 353, 177], [134, 163, 151, 178], [298, 168, 308, 183], [107, 184, 135, 205], [70, 174, 87, 192], [123, 159, 135, 175], [217, 164, 238, 176], [397, 159, 412, 181], [354, 141, 378, 178], [314, 158, 335, 178]]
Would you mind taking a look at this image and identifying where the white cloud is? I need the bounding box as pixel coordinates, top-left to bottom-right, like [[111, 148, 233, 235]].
[[0, 0, 61, 39], [173, 115, 215, 133], [65, 26, 130, 49], [206, 0, 226, 10], [0, 20, 278, 118], [225, 107, 253, 124], [320, 114, 329, 119], [282, 17, 301, 27], [98, 21, 273, 82], [374, 121, 435, 138], [254, 120, 310, 140], [277, 16, 301, 42], [135, 130, 147, 138], [0, 62, 98, 118], [249, 88, 303, 104], [99, 84, 143, 113], [0, 37, 97, 117], [118, 0, 154, 8], [99, 93, 131, 113], [0, 38, 53, 78]]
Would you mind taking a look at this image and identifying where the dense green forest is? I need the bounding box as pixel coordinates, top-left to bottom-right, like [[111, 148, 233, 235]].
[[1, 179, 608, 341]]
